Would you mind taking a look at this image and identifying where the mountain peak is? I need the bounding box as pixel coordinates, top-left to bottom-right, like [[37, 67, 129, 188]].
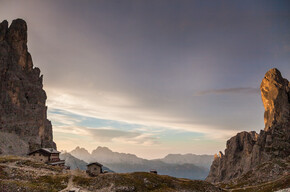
[[70, 146, 92, 163], [95, 146, 113, 153], [7, 19, 27, 43], [0, 20, 8, 41], [260, 68, 290, 131], [74, 146, 88, 151], [71, 146, 90, 154], [263, 68, 284, 83]]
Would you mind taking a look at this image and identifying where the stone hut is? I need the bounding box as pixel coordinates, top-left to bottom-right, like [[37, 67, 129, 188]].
[[150, 169, 158, 174], [86, 162, 103, 176], [28, 148, 65, 166]]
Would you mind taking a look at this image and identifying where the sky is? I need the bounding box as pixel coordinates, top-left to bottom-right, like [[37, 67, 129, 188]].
[[0, 0, 289, 159]]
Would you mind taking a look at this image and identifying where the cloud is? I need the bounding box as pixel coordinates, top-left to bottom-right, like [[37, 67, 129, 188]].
[[50, 110, 160, 146], [87, 128, 139, 141], [53, 125, 89, 136], [195, 87, 259, 96], [87, 128, 159, 145], [54, 125, 159, 146], [46, 86, 255, 141], [48, 110, 82, 126]]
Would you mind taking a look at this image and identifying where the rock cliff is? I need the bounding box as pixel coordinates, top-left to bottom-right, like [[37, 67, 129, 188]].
[[0, 19, 56, 155], [206, 68, 290, 184]]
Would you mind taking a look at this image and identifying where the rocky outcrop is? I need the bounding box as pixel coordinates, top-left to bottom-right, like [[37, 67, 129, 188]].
[[206, 68, 290, 183], [261, 68, 290, 131], [0, 19, 56, 155]]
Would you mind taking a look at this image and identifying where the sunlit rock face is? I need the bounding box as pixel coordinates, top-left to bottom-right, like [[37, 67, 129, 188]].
[[260, 68, 290, 131], [0, 19, 56, 155], [206, 68, 290, 183]]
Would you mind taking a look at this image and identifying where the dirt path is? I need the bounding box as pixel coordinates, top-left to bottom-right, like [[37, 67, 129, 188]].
[[59, 175, 74, 192]]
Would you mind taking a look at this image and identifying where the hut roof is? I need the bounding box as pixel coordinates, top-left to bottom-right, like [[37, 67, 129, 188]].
[[28, 148, 60, 155], [48, 160, 65, 165]]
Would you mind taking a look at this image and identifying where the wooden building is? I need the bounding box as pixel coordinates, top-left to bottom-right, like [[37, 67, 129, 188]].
[[150, 169, 158, 174], [28, 148, 65, 166], [86, 162, 103, 176]]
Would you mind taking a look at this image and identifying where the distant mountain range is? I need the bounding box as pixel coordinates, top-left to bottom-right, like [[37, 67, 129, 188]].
[[60, 152, 114, 172], [155, 153, 213, 168], [68, 146, 213, 180]]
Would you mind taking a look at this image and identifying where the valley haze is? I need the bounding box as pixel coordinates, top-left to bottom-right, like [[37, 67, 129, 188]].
[[62, 146, 213, 180]]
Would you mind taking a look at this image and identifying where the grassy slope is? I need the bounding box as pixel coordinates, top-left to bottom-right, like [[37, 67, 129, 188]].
[[0, 155, 223, 192], [1, 156, 289, 192], [73, 172, 223, 192], [229, 175, 290, 192], [0, 156, 69, 192]]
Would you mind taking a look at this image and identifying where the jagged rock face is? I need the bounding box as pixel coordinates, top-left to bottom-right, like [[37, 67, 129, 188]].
[[261, 68, 290, 131], [206, 68, 290, 183], [0, 19, 56, 155]]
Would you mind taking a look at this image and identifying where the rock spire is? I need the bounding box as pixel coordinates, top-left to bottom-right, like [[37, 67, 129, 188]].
[[0, 19, 56, 155]]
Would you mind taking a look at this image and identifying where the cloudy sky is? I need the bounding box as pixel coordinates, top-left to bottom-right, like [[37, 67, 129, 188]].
[[1, 0, 289, 159]]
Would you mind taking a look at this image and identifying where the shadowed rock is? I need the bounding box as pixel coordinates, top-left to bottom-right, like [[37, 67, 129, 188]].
[[0, 19, 56, 155]]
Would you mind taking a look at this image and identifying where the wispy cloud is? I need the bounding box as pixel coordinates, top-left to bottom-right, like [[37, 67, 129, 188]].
[[87, 127, 139, 141], [51, 110, 160, 146], [46, 87, 249, 144], [195, 87, 259, 96], [87, 128, 159, 145], [54, 125, 159, 146], [48, 111, 82, 126]]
